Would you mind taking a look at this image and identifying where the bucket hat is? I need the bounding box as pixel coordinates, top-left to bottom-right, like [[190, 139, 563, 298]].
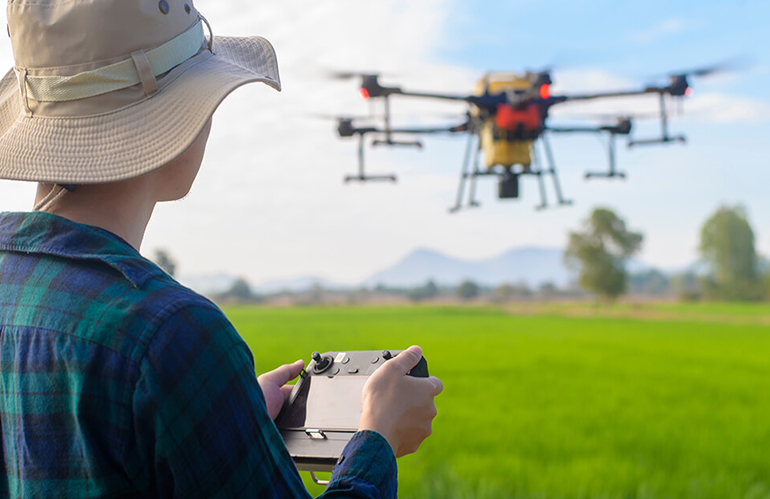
[[0, 0, 280, 184]]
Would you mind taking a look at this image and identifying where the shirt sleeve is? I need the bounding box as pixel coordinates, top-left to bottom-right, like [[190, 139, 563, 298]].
[[130, 302, 396, 499]]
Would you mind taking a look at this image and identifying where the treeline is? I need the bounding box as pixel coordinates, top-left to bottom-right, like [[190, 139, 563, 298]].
[[153, 204, 769, 306], [203, 279, 585, 306], [566, 205, 769, 303], [394, 280, 579, 303]]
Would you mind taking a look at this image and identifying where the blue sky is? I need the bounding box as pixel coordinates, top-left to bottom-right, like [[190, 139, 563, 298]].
[[0, 0, 767, 285], [442, 1, 767, 90]]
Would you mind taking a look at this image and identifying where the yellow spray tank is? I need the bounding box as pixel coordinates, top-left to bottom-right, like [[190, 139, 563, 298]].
[[475, 72, 543, 170]]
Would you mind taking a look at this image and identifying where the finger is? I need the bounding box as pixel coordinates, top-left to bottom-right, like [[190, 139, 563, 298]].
[[387, 345, 423, 374], [259, 359, 304, 385], [280, 384, 295, 399], [429, 376, 444, 396]]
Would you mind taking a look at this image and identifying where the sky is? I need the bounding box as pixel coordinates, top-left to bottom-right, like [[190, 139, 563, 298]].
[[0, 0, 768, 286]]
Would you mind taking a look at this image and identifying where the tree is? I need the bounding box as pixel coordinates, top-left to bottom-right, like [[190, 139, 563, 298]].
[[457, 280, 480, 301], [493, 282, 531, 302], [407, 280, 439, 302], [153, 249, 177, 277], [538, 281, 559, 299], [670, 271, 701, 302], [629, 270, 670, 296], [699, 205, 763, 300], [218, 277, 261, 304], [564, 208, 643, 302]]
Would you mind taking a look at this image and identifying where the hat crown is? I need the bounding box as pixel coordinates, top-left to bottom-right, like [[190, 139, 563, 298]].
[[8, 0, 199, 71]]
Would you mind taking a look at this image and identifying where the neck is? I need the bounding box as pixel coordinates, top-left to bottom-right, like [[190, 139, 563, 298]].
[[35, 178, 158, 250]]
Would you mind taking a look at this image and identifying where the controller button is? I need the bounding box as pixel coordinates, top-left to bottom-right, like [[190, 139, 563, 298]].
[[331, 367, 340, 375], [370, 356, 380, 364], [382, 350, 393, 360], [346, 367, 359, 374], [342, 357, 350, 364]]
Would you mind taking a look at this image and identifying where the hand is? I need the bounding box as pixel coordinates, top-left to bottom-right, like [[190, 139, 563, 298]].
[[257, 359, 305, 420], [358, 346, 443, 458]]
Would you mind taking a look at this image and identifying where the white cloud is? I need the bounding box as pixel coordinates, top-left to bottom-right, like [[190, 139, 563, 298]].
[[551, 69, 637, 95], [549, 69, 770, 125], [684, 92, 770, 124], [628, 18, 693, 44], [0, 4, 764, 285], [145, 0, 488, 284]]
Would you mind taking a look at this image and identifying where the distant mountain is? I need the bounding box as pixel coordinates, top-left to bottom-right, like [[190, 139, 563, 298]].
[[181, 247, 662, 296], [363, 246, 576, 288]]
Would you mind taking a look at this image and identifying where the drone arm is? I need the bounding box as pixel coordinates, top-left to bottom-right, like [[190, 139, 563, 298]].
[[546, 125, 606, 134], [388, 123, 470, 135], [554, 88, 662, 102], [397, 90, 475, 102]]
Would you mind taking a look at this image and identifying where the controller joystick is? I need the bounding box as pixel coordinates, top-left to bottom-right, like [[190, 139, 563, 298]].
[[381, 350, 428, 377], [311, 352, 333, 374]]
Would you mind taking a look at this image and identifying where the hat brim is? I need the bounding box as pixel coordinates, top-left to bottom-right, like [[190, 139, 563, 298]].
[[0, 36, 280, 184]]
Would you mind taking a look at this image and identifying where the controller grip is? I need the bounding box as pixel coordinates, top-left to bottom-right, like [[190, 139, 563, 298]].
[[407, 356, 429, 378]]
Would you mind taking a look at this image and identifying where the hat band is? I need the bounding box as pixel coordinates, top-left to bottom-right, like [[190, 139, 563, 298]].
[[16, 19, 207, 103]]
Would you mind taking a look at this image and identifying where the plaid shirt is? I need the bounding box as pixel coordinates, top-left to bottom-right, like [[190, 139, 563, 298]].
[[0, 212, 396, 499]]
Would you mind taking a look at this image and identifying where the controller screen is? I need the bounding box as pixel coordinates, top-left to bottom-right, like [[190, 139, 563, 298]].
[[281, 376, 368, 430]]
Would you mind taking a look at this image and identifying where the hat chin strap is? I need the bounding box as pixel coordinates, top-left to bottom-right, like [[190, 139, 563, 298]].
[[34, 184, 76, 212]]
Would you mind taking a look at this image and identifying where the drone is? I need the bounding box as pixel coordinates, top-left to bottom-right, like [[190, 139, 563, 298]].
[[329, 65, 724, 212]]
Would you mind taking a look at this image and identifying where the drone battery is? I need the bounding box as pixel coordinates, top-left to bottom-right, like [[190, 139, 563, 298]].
[[498, 172, 520, 199]]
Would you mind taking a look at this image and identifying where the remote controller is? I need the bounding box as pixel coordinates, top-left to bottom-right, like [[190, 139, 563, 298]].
[[275, 350, 429, 472]]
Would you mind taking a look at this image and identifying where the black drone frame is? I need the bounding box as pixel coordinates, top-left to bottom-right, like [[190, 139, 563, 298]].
[[333, 68, 709, 211], [548, 118, 634, 179], [336, 117, 469, 183]]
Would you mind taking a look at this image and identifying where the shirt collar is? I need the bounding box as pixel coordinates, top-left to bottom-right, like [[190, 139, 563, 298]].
[[0, 211, 166, 288]]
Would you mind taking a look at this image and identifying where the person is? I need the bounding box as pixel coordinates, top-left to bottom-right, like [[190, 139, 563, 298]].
[[0, 1, 443, 498]]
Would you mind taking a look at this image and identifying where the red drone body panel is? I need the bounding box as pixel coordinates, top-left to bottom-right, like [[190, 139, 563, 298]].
[[495, 103, 542, 132]]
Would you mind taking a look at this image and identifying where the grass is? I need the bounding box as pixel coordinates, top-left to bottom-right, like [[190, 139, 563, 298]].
[[224, 304, 770, 499]]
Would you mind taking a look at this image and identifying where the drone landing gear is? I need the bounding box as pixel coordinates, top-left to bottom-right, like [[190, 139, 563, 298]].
[[344, 174, 397, 183], [372, 139, 423, 148], [448, 133, 573, 213], [449, 133, 484, 213], [344, 133, 397, 183], [628, 136, 686, 147], [585, 133, 627, 180], [628, 93, 687, 147], [532, 134, 573, 210]]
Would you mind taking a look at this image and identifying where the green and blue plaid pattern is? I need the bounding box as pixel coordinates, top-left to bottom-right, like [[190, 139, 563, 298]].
[[0, 212, 396, 499]]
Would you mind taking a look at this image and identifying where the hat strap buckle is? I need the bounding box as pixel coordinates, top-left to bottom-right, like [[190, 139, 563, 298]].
[[16, 68, 32, 117], [130, 51, 159, 97], [199, 13, 215, 54]]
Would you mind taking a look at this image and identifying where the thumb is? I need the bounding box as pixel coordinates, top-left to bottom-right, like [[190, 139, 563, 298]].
[[387, 346, 423, 374], [259, 359, 305, 385]]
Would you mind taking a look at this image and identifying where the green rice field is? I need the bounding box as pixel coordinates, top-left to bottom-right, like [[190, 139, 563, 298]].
[[224, 303, 770, 499]]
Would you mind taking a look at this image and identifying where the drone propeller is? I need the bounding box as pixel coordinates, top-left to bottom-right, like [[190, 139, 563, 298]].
[[668, 57, 750, 79], [308, 113, 372, 122], [576, 112, 660, 121], [327, 71, 380, 81]]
